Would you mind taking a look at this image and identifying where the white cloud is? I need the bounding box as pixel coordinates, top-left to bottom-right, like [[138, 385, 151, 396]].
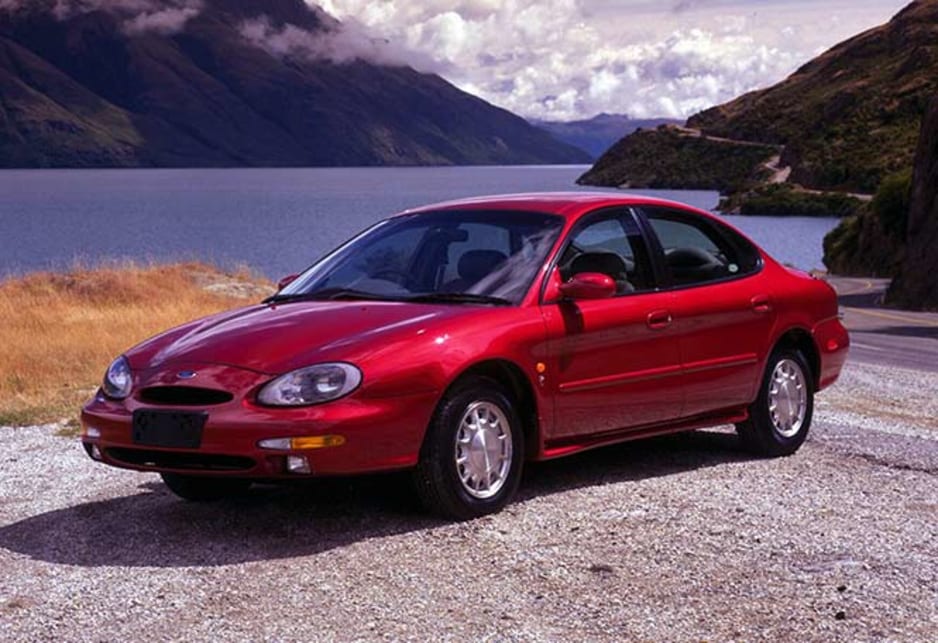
[[315, 0, 908, 121], [1, 0, 909, 119], [0, 0, 203, 35], [123, 3, 201, 35], [239, 14, 434, 69]]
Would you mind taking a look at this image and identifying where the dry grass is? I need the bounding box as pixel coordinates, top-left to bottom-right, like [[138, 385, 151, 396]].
[[0, 262, 274, 427]]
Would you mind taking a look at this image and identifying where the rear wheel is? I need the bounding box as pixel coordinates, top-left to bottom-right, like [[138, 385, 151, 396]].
[[413, 378, 524, 520], [160, 473, 251, 501], [736, 349, 814, 456]]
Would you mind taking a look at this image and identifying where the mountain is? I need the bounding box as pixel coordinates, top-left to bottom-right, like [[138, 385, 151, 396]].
[[580, 0, 938, 194], [531, 114, 680, 159], [0, 0, 589, 168]]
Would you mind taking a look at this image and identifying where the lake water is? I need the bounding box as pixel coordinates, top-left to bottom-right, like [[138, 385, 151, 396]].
[[0, 166, 838, 279]]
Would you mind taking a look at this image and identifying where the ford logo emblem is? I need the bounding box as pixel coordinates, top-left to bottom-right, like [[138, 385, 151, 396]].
[[177, 370, 197, 380]]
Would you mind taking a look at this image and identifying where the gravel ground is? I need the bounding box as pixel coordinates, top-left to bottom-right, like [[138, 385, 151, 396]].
[[1, 360, 936, 642]]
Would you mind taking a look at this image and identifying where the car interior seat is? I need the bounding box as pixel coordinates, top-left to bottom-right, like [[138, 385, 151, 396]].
[[445, 249, 508, 291]]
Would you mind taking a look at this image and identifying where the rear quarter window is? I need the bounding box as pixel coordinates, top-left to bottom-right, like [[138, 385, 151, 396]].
[[642, 206, 762, 287]]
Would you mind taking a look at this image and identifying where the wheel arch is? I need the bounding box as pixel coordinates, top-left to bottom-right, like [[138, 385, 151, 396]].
[[771, 327, 821, 389], [442, 359, 540, 461]]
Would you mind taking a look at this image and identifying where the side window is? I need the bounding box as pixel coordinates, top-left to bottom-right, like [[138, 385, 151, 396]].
[[559, 212, 653, 294], [572, 218, 632, 256], [644, 208, 760, 287]]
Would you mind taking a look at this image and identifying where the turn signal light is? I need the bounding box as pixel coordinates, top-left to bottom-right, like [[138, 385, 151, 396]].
[[292, 435, 346, 449], [258, 435, 346, 450]]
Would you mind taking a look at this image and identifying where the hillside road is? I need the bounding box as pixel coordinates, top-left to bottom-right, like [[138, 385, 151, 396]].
[[827, 276, 938, 372]]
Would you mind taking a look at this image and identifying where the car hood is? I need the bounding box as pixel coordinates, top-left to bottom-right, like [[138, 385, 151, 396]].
[[126, 300, 475, 374]]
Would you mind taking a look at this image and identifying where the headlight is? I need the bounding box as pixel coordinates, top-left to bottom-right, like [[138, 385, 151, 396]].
[[257, 363, 362, 406], [102, 355, 133, 400]]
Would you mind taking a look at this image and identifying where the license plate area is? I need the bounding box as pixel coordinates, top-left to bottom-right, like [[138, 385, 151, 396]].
[[132, 410, 207, 448]]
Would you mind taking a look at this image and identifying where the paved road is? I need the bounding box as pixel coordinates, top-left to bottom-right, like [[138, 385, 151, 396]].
[[827, 276, 938, 373]]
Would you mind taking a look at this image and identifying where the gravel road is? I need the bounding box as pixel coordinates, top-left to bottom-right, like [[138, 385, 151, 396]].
[[1, 359, 936, 642]]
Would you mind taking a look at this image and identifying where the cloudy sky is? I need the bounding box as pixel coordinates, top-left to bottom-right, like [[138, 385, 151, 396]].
[[315, 0, 909, 122]]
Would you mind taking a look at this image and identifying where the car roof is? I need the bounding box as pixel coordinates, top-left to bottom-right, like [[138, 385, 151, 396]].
[[398, 191, 766, 257], [399, 191, 713, 221]]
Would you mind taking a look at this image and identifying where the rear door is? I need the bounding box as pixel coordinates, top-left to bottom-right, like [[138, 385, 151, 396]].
[[639, 206, 776, 417], [542, 208, 684, 440]]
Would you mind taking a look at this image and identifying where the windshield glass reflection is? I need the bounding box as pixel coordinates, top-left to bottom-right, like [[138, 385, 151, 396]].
[[278, 210, 564, 305]]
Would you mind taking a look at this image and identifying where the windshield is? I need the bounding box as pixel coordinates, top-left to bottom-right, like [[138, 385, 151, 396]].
[[276, 209, 564, 305]]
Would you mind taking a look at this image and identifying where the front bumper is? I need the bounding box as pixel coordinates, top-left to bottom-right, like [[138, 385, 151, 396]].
[[80, 362, 438, 478]]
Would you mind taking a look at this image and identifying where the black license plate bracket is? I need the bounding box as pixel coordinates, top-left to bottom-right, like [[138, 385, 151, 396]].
[[132, 410, 207, 448]]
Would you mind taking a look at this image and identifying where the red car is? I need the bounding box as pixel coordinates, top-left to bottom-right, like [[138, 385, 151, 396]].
[[81, 193, 848, 519]]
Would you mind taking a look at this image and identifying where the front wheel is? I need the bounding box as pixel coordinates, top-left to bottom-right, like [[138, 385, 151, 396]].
[[160, 473, 251, 501], [736, 349, 814, 457], [413, 378, 524, 520]]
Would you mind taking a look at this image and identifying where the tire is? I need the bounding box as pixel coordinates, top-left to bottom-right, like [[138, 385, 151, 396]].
[[736, 348, 814, 457], [160, 472, 251, 501], [412, 377, 524, 520]]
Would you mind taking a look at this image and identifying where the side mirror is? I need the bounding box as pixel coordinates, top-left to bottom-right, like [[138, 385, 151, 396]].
[[277, 273, 300, 291], [559, 272, 616, 300]]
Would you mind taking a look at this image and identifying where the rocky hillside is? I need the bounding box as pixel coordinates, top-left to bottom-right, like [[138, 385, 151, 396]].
[[578, 125, 778, 192], [887, 97, 938, 309], [581, 0, 938, 195], [689, 0, 937, 193], [822, 190, 907, 278], [824, 96, 938, 310], [0, 0, 588, 167]]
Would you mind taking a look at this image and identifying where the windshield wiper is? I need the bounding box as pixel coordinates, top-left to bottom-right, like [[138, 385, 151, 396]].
[[263, 288, 391, 305], [265, 289, 512, 306], [404, 292, 512, 306]]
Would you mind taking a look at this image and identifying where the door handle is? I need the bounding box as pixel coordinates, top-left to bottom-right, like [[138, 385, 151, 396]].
[[751, 295, 773, 314], [646, 309, 672, 330]]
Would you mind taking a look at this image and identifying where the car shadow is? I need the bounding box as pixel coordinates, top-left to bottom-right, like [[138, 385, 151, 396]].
[[0, 430, 751, 568], [520, 429, 745, 500]]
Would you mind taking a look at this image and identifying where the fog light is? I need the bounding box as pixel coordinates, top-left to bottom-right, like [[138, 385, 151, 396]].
[[286, 455, 311, 474], [90, 444, 103, 461]]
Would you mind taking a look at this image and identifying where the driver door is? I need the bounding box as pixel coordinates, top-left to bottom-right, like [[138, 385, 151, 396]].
[[541, 209, 684, 441]]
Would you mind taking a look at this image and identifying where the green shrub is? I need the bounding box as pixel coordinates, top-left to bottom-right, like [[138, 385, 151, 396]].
[[737, 184, 863, 217], [871, 169, 912, 238], [822, 214, 861, 272]]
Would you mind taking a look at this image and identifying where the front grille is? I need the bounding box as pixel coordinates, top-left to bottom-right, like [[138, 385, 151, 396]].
[[106, 448, 255, 472], [138, 386, 234, 406]]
